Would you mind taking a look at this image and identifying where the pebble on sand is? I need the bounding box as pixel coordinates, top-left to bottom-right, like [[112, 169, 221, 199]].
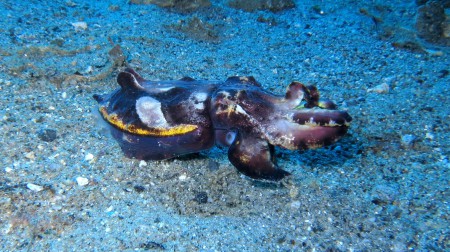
[[85, 153, 94, 162], [139, 160, 147, 168], [27, 183, 44, 192], [71, 21, 88, 31], [367, 83, 389, 94], [76, 177, 89, 186], [401, 134, 416, 148]]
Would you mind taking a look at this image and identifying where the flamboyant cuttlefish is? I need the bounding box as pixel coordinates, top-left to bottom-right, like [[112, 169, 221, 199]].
[[94, 68, 352, 181]]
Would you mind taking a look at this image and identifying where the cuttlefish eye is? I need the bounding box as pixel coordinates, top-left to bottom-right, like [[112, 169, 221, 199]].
[[225, 131, 237, 146]]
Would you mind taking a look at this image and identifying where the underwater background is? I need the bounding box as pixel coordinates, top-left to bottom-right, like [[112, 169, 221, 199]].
[[0, 0, 449, 251]]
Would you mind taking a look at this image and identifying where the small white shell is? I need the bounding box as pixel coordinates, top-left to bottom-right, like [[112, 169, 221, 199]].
[[367, 83, 389, 94], [71, 21, 87, 31], [27, 183, 44, 192], [76, 177, 89, 186]]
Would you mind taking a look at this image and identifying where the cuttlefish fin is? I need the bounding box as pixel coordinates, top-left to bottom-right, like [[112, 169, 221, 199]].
[[117, 71, 144, 91], [228, 131, 290, 181], [123, 68, 146, 83]]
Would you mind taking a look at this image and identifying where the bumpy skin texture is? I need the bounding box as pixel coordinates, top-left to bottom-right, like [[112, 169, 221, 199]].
[[94, 68, 352, 181]]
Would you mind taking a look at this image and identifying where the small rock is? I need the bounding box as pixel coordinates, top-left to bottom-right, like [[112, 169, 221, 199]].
[[38, 129, 58, 142], [139, 160, 147, 168], [401, 134, 416, 148], [424, 48, 444, 56], [290, 200, 301, 209], [438, 69, 449, 78], [425, 132, 435, 140], [65, 1, 77, 7], [51, 38, 65, 47], [27, 183, 44, 192], [71, 21, 87, 31], [194, 191, 208, 204], [416, 1, 448, 45], [367, 83, 389, 94], [130, 0, 210, 13], [386, 205, 403, 219], [140, 241, 165, 250], [105, 205, 114, 213], [228, 0, 295, 12], [76, 177, 89, 186], [206, 160, 219, 171], [371, 184, 399, 205], [52, 205, 63, 211], [84, 153, 94, 161], [84, 65, 93, 74], [108, 4, 120, 11], [24, 151, 35, 160], [289, 187, 299, 198], [134, 185, 146, 193], [169, 16, 219, 42]]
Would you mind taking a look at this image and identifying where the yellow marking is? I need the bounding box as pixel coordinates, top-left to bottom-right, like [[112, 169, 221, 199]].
[[99, 107, 198, 137], [239, 153, 251, 164], [227, 104, 235, 118]]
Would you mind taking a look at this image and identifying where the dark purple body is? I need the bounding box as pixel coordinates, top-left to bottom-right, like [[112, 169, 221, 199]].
[[94, 68, 352, 180]]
